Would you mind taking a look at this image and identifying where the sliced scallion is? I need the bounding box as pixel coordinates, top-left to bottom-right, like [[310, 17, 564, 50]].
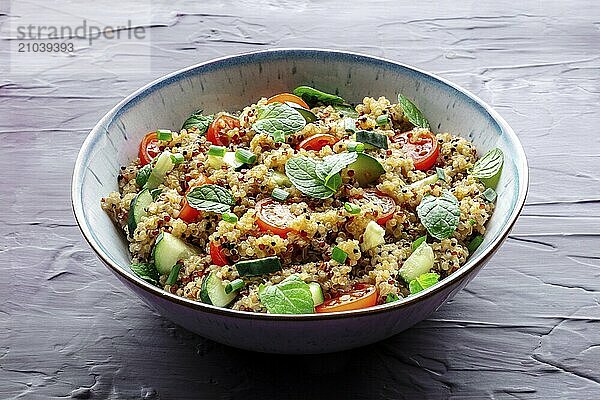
[[235, 148, 257, 164], [156, 129, 173, 141], [385, 293, 399, 303], [331, 246, 348, 264], [344, 202, 361, 215], [170, 153, 185, 165], [482, 188, 497, 202], [165, 263, 183, 285], [208, 145, 226, 157], [272, 187, 289, 201], [222, 212, 238, 224], [347, 142, 365, 153], [376, 114, 389, 126], [225, 278, 244, 294]]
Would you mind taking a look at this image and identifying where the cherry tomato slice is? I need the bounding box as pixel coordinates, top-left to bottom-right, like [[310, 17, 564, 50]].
[[392, 131, 439, 171], [206, 115, 241, 146], [351, 190, 396, 225], [179, 174, 212, 223], [316, 284, 378, 313], [298, 133, 340, 151], [267, 93, 310, 109], [210, 242, 229, 266], [139, 132, 160, 166], [255, 198, 295, 238]]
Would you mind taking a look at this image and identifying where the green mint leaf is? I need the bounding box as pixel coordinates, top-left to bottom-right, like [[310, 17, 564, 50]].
[[252, 102, 306, 138], [293, 86, 345, 107], [186, 184, 235, 213], [315, 152, 358, 182], [285, 157, 334, 199], [324, 173, 342, 191], [258, 275, 314, 314], [136, 164, 152, 187], [398, 94, 430, 129], [416, 191, 460, 240], [182, 109, 214, 134], [470, 148, 504, 188], [332, 104, 359, 118], [130, 263, 159, 285], [409, 272, 440, 294]]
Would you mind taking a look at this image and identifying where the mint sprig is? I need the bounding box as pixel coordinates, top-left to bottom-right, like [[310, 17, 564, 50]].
[[416, 191, 460, 240], [186, 184, 235, 213], [258, 275, 314, 314], [398, 94, 430, 129]]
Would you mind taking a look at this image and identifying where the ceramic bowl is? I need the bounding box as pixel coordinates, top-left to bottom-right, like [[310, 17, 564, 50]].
[[72, 49, 528, 354]]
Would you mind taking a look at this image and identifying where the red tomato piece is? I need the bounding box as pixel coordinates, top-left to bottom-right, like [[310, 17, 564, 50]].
[[206, 115, 241, 146], [139, 132, 160, 166], [210, 242, 229, 267], [298, 133, 340, 151], [179, 174, 212, 223], [316, 284, 378, 313], [255, 198, 296, 238], [351, 190, 396, 225], [392, 131, 439, 171]]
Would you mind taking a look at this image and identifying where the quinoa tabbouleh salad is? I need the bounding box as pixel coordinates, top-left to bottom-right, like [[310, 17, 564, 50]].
[[101, 86, 504, 314]]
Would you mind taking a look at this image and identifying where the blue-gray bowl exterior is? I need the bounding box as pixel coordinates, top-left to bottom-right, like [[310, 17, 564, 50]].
[[72, 49, 528, 354]]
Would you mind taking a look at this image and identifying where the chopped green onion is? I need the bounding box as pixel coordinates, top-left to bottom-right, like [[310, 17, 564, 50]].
[[272, 130, 286, 143], [156, 129, 173, 141], [467, 235, 484, 254], [235, 148, 257, 164], [411, 235, 427, 251], [225, 278, 244, 294], [344, 202, 361, 215], [376, 114, 389, 126], [385, 293, 399, 303], [469, 218, 476, 226], [207, 145, 226, 157], [347, 142, 365, 153], [165, 263, 183, 285], [482, 188, 497, 202], [170, 153, 185, 164], [436, 167, 447, 182], [331, 246, 348, 264], [222, 212, 238, 224], [272, 187, 289, 201], [343, 118, 357, 133]]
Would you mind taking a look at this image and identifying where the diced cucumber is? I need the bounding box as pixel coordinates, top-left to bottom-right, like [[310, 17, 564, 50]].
[[361, 220, 386, 251], [234, 256, 282, 277], [127, 189, 153, 237], [271, 170, 292, 187], [308, 282, 324, 306], [200, 271, 238, 307], [349, 153, 385, 186], [399, 242, 434, 283], [224, 151, 244, 169], [145, 151, 174, 190], [207, 154, 225, 170], [408, 174, 439, 190], [152, 232, 199, 275], [356, 130, 389, 149]]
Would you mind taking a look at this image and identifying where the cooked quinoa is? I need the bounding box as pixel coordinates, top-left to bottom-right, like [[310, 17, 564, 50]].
[[101, 88, 499, 314]]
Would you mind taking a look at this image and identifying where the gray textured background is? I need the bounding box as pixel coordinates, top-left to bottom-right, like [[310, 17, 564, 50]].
[[1, 1, 600, 399]]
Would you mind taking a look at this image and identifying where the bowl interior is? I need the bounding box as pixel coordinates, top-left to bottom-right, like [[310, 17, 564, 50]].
[[73, 50, 526, 308]]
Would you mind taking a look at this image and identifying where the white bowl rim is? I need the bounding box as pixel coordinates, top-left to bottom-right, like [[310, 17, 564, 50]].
[[72, 48, 529, 320]]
